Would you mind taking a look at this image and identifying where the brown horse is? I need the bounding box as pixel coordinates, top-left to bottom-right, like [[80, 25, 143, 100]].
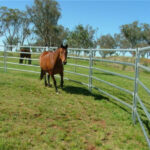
[[19, 48, 31, 64], [40, 44, 68, 93]]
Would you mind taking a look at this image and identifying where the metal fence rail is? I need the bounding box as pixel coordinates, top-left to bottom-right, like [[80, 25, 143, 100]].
[[92, 85, 133, 109], [92, 67, 135, 80], [135, 47, 150, 148], [93, 58, 135, 66], [0, 44, 150, 148]]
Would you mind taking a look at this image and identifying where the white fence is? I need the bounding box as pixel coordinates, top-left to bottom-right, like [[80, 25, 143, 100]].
[[0, 45, 150, 148]]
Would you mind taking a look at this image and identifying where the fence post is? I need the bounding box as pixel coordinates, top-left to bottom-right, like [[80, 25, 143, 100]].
[[132, 48, 140, 124], [89, 49, 93, 92], [4, 45, 7, 72], [74, 50, 77, 72]]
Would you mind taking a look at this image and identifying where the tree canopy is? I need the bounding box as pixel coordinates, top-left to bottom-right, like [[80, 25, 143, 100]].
[[0, 7, 30, 47], [120, 21, 142, 48], [97, 34, 116, 57], [67, 24, 96, 48], [0, 1, 150, 54], [27, 0, 61, 46]]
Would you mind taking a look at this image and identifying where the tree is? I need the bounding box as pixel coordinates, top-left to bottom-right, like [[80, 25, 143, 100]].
[[120, 21, 142, 48], [114, 33, 131, 49], [113, 33, 132, 56], [0, 7, 31, 47], [0, 7, 21, 47], [3, 36, 19, 46], [50, 25, 69, 46], [18, 12, 31, 45], [142, 23, 150, 45], [67, 24, 96, 55], [34, 25, 68, 47], [97, 34, 116, 58], [27, 0, 61, 46]]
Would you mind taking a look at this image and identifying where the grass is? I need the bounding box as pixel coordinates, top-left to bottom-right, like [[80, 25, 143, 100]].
[[0, 51, 150, 149], [0, 71, 148, 150]]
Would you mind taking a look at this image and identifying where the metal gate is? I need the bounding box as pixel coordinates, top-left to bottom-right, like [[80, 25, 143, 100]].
[[0, 44, 150, 148]]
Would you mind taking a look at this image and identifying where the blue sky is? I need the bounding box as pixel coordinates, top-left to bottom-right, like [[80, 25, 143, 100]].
[[0, 0, 150, 38], [58, 0, 150, 37]]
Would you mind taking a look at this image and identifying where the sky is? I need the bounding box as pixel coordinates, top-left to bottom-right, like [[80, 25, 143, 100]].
[[0, 0, 150, 39], [59, 0, 150, 37]]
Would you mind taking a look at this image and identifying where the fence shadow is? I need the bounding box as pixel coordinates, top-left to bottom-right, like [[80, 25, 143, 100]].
[[63, 85, 131, 114], [64, 85, 150, 134], [143, 120, 150, 135], [93, 72, 115, 76], [63, 85, 108, 101]]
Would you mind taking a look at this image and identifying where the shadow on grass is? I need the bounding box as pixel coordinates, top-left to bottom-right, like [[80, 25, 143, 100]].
[[93, 72, 115, 76], [63, 85, 131, 114], [143, 120, 150, 135], [108, 99, 131, 114], [140, 113, 150, 135], [63, 85, 108, 101]]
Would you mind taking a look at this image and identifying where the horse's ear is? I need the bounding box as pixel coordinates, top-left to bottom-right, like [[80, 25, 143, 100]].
[[65, 44, 68, 49], [60, 44, 63, 48], [60, 43, 68, 49]]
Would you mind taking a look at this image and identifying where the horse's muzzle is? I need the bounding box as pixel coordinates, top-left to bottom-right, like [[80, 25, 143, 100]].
[[63, 62, 67, 65]]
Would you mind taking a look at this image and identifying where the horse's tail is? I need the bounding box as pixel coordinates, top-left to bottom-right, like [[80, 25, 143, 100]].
[[40, 69, 44, 80]]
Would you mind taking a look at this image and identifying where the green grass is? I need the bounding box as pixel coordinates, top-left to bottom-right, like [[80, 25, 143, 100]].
[[0, 72, 149, 150], [0, 52, 150, 149]]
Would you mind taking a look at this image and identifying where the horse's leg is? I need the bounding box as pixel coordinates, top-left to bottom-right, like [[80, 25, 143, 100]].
[[51, 74, 58, 93], [19, 55, 23, 64], [47, 74, 52, 87], [40, 70, 47, 87], [29, 59, 31, 64], [40, 69, 44, 80], [22, 56, 24, 64], [44, 73, 48, 87], [28, 55, 31, 64], [19, 58, 22, 63], [60, 72, 64, 89]]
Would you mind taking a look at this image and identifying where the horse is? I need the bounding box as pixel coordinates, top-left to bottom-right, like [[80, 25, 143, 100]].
[[40, 44, 68, 93], [19, 48, 31, 64]]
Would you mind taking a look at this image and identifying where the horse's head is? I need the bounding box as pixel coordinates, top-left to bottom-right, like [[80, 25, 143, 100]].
[[60, 44, 68, 65]]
